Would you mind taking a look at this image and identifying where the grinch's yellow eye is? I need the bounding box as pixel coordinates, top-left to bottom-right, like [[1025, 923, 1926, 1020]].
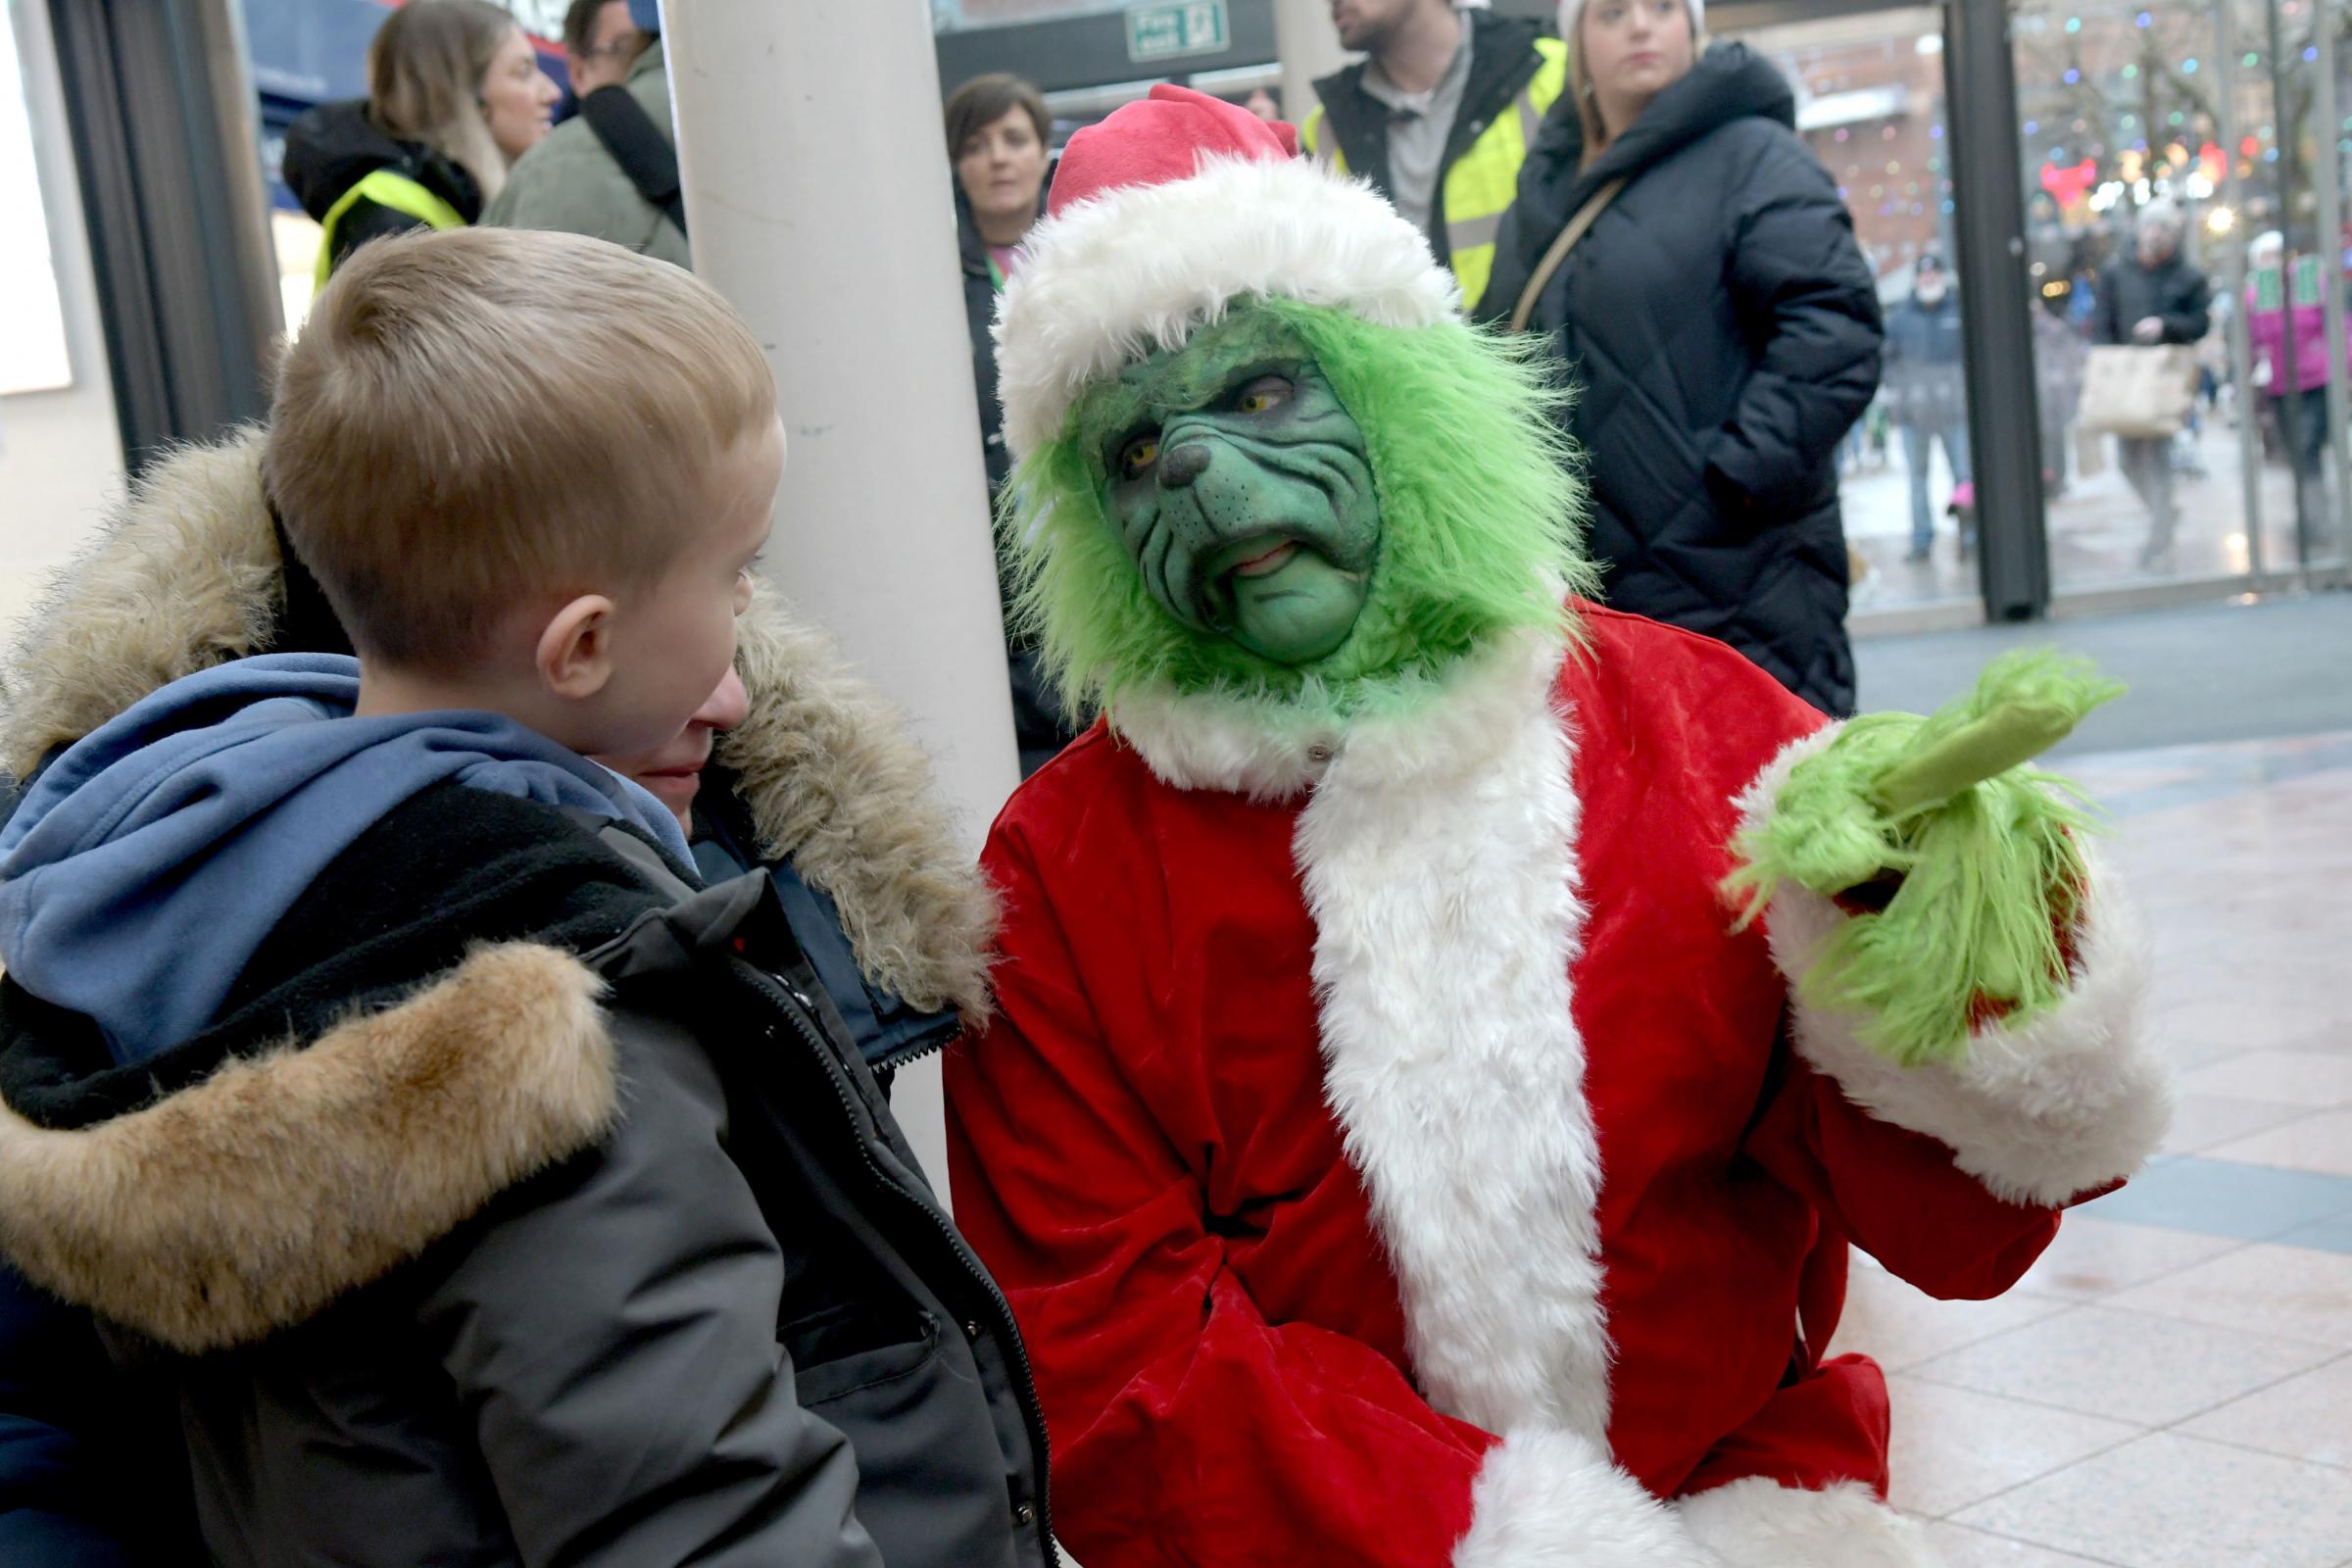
[[1121, 437, 1160, 477], [1235, 376, 1295, 415]]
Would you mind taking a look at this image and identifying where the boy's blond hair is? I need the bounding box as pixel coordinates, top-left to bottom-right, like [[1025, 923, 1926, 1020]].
[[267, 226, 776, 669]]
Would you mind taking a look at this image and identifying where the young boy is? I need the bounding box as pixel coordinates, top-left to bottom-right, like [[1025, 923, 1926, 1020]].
[[0, 228, 1050, 1568]]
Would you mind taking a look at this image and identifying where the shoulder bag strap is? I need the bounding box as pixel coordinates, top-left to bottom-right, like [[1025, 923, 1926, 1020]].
[[580, 83, 687, 239], [1508, 175, 1626, 332]]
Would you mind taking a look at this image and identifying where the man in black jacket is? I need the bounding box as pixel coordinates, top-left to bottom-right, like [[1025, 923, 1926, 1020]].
[[2094, 199, 2211, 568], [1300, 1, 1567, 312]]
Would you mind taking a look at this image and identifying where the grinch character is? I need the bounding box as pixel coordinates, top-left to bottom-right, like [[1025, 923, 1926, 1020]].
[[947, 87, 2167, 1568]]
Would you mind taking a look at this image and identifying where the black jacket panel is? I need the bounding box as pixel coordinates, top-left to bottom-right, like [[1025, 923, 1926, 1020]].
[[958, 192, 1019, 495], [1483, 44, 1881, 715], [958, 189, 1080, 774], [2092, 253, 2212, 346], [282, 99, 484, 270]]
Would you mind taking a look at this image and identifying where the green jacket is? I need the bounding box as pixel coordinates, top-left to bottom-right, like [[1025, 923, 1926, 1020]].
[[484, 39, 691, 269]]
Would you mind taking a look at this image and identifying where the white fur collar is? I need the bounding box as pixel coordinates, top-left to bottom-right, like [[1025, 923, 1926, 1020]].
[[1105, 628, 1571, 801]]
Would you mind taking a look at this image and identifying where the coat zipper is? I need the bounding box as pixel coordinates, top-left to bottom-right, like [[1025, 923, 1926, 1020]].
[[872, 1026, 953, 1076], [735, 963, 1059, 1565]]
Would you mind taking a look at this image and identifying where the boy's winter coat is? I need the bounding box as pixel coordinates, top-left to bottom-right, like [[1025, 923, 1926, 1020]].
[[0, 432, 1045, 1567]]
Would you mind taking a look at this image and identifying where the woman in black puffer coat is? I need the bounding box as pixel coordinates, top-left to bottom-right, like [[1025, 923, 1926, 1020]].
[[1482, 24, 1882, 716]]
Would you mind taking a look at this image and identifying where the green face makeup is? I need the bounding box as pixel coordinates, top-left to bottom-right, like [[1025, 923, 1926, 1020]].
[[1071, 308, 1381, 666]]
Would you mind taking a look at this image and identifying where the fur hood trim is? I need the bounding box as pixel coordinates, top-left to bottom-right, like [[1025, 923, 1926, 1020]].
[[0, 426, 280, 782], [0, 433, 995, 1021], [721, 585, 996, 1022], [0, 944, 615, 1354]]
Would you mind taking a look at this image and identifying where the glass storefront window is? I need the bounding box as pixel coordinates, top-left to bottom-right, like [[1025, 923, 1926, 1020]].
[[1724, 8, 1980, 615], [2014, 0, 2350, 591]]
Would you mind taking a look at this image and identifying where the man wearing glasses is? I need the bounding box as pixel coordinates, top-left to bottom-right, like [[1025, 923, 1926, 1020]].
[[484, 0, 690, 268]]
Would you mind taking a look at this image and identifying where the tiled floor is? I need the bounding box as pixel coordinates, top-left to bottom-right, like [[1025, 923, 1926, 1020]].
[[1827, 731, 2352, 1567]]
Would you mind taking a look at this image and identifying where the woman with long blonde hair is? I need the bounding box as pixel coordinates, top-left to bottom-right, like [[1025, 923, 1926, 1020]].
[[284, 0, 559, 280], [1481, 0, 1882, 717]]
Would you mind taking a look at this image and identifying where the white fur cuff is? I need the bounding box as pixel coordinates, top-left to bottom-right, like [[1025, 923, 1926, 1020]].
[[1737, 734, 2170, 1209], [1452, 1429, 1709, 1568], [1677, 1478, 1944, 1568]]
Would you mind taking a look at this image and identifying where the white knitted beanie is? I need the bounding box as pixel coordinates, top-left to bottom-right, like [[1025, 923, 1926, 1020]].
[[1556, 0, 1708, 70]]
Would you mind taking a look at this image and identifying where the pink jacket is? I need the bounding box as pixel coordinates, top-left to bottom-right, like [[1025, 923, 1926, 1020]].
[[2247, 289, 2350, 393]]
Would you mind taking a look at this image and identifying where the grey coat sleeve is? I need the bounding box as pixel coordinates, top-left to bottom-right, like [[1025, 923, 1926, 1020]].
[[414, 1011, 885, 1568], [1705, 129, 1886, 511]]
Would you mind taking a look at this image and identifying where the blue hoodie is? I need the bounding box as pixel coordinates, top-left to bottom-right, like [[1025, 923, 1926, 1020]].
[[0, 654, 696, 1064]]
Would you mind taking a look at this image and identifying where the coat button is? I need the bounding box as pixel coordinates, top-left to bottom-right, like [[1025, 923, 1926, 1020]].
[[1013, 1502, 1036, 1526], [963, 1318, 984, 1340]]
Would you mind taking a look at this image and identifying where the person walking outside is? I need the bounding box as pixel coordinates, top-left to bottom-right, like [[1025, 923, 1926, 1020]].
[[945, 74, 1074, 775], [1481, 5, 1881, 716], [1885, 253, 1972, 563], [2093, 199, 2209, 569], [283, 0, 559, 282], [2244, 229, 2344, 544], [1301, 0, 1567, 312], [483, 0, 689, 267]]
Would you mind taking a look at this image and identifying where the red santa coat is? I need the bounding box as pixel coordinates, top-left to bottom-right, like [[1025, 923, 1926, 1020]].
[[948, 607, 2164, 1567]]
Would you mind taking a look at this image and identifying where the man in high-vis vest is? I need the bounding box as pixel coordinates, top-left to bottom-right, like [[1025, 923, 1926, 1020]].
[[1300, 0, 1566, 312]]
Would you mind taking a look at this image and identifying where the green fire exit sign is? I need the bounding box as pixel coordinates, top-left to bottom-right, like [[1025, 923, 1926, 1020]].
[[1127, 1, 1229, 64]]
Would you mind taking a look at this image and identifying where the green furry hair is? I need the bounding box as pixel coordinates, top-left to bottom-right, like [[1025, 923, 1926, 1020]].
[[1724, 651, 2126, 1067], [998, 297, 1598, 721]]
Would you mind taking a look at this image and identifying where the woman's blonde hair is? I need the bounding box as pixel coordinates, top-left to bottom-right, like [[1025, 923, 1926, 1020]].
[[1566, 0, 1706, 167], [368, 0, 519, 202]]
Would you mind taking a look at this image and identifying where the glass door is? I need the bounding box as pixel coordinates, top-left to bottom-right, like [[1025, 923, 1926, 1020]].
[[1722, 7, 1985, 617], [2012, 0, 2352, 595]]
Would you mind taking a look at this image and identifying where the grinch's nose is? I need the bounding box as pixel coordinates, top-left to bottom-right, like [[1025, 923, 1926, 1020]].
[[1158, 442, 1212, 488]]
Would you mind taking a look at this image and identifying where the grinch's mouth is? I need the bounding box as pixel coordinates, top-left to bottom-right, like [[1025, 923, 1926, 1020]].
[[1230, 541, 1298, 578]]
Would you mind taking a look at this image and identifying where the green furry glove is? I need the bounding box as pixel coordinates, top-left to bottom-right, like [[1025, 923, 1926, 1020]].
[[1724, 652, 2125, 1067]]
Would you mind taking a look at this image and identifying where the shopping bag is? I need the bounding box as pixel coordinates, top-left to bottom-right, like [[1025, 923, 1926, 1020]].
[[2075, 345, 2200, 437]]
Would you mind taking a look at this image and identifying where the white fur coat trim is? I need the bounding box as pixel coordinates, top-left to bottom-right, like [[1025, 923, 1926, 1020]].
[[1736, 731, 2168, 1209], [1295, 629, 1616, 1446], [1108, 628, 1569, 802], [994, 153, 1459, 460], [1453, 1429, 1710, 1567], [1676, 1478, 1943, 1567]]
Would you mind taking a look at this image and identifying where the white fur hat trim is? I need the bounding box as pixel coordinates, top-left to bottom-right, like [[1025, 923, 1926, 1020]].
[[992, 153, 1460, 462]]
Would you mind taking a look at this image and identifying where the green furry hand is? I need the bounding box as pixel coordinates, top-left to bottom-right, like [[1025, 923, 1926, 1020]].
[[1724, 652, 2124, 1066]]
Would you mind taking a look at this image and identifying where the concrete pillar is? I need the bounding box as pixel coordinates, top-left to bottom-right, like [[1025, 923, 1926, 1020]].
[[662, 0, 1022, 1197], [1271, 0, 1349, 124]]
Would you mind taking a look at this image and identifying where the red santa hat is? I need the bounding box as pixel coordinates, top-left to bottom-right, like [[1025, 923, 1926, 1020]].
[[992, 84, 1459, 463]]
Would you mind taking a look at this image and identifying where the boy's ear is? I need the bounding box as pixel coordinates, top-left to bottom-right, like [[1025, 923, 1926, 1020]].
[[535, 595, 618, 701]]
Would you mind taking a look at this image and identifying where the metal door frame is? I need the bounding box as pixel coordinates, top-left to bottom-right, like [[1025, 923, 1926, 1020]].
[[45, 0, 278, 474]]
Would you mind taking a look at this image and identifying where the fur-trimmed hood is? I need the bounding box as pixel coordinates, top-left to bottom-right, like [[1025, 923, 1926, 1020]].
[[0, 941, 617, 1354], [0, 428, 995, 1020]]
